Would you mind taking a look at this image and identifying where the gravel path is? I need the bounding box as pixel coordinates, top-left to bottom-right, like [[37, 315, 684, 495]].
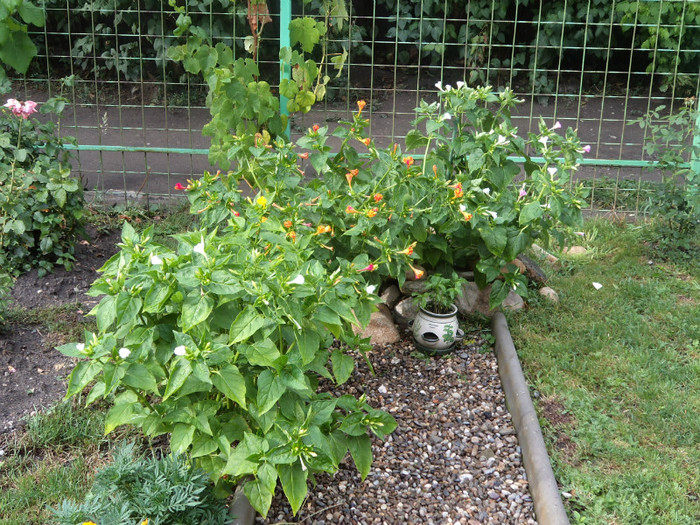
[[259, 332, 537, 525]]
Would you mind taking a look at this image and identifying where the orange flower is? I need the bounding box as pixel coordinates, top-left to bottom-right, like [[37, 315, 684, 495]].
[[461, 211, 473, 222], [345, 168, 359, 187], [312, 124, 320, 132], [299, 152, 309, 159], [367, 207, 378, 218], [373, 193, 383, 202], [397, 242, 416, 256], [409, 264, 425, 280], [357, 99, 367, 114], [452, 182, 463, 200], [288, 231, 297, 241], [403, 156, 414, 167], [315, 224, 332, 235], [361, 137, 371, 147], [174, 183, 186, 190], [432, 164, 438, 177], [346, 205, 357, 214], [284, 220, 293, 228]]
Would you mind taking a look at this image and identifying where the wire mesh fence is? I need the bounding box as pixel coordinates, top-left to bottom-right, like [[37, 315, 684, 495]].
[[8, 0, 700, 213]]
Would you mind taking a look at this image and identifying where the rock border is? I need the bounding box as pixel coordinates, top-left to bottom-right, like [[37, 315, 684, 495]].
[[491, 312, 570, 525], [229, 313, 570, 525]]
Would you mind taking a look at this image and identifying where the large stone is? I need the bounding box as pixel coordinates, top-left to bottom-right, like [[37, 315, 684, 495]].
[[539, 286, 559, 303], [502, 291, 525, 311], [353, 304, 400, 345], [379, 284, 402, 309], [563, 245, 587, 256], [456, 282, 524, 316], [400, 279, 427, 296], [393, 296, 419, 327], [455, 281, 481, 316]]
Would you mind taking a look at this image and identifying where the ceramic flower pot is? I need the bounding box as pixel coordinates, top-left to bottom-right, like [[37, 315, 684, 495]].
[[409, 304, 464, 354]]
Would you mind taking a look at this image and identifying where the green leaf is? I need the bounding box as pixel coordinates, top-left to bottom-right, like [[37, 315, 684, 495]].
[[0, 29, 37, 74], [295, 330, 320, 365], [18, 2, 45, 27], [479, 225, 508, 256], [256, 370, 285, 415], [243, 339, 281, 367], [170, 423, 195, 454], [122, 363, 158, 393], [468, 149, 485, 172], [104, 402, 137, 434], [181, 292, 214, 332], [289, 17, 324, 53], [230, 305, 267, 344], [163, 358, 192, 401], [94, 295, 117, 332], [191, 435, 219, 458], [519, 202, 544, 225], [65, 360, 101, 398], [347, 434, 372, 481], [331, 349, 354, 384], [212, 365, 247, 408], [244, 478, 274, 517], [277, 462, 308, 515], [116, 292, 142, 326]]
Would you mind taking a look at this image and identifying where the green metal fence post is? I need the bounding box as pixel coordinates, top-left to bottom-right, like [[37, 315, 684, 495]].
[[280, 0, 291, 139]]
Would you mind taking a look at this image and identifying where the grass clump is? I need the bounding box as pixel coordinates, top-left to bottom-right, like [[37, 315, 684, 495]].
[[511, 219, 700, 525]]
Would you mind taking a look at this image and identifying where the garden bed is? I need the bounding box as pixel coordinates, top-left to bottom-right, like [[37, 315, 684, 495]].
[[260, 335, 536, 524]]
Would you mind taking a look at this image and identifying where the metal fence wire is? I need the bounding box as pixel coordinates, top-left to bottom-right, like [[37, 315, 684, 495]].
[[11, 0, 700, 213]]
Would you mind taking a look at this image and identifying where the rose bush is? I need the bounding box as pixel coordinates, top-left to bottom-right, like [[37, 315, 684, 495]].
[[0, 85, 85, 276]]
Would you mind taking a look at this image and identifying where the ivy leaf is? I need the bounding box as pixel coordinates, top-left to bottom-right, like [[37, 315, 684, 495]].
[[277, 462, 308, 515], [289, 17, 325, 53]]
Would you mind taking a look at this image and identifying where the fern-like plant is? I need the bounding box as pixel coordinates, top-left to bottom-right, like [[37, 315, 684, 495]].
[[50, 441, 230, 525]]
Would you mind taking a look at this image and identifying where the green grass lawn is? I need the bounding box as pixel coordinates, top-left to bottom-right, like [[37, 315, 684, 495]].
[[509, 219, 700, 525]]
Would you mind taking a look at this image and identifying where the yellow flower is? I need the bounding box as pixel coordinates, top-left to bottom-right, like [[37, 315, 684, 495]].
[[357, 99, 366, 114], [81, 522, 98, 525], [403, 156, 414, 167], [256, 196, 267, 207], [141, 520, 149, 525]]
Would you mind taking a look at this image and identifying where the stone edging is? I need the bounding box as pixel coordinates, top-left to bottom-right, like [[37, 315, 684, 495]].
[[229, 313, 571, 524], [491, 312, 570, 525]]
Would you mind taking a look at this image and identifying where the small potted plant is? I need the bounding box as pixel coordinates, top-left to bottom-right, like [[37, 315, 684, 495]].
[[409, 273, 466, 354]]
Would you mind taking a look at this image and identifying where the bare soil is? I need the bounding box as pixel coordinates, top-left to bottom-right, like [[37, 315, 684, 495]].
[[0, 227, 121, 433]]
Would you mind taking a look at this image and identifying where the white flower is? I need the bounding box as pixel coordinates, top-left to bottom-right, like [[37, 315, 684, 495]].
[[441, 112, 452, 121], [193, 240, 206, 255], [150, 254, 163, 265], [288, 275, 305, 285], [538, 136, 549, 147], [435, 80, 443, 91], [459, 204, 467, 212], [456, 81, 465, 89], [487, 210, 498, 219], [483, 187, 491, 196], [592, 282, 603, 290], [575, 231, 585, 237], [547, 166, 557, 176], [445, 84, 452, 91], [300, 456, 307, 472], [76, 343, 85, 352], [551, 121, 562, 130], [495, 135, 509, 146], [174, 345, 187, 356], [366, 285, 377, 294], [118, 347, 131, 359]]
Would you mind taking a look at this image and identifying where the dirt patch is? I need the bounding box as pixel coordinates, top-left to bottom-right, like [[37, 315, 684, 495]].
[[0, 227, 120, 434], [539, 397, 578, 462]]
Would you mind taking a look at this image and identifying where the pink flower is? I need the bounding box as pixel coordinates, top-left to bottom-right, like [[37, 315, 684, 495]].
[[519, 185, 527, 198], [551, 121, 562, 130], [583, 145, 591, 153], [358, 263, 375, 273], [174, 183, 186, 190], [4, 98, 38, 119]]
